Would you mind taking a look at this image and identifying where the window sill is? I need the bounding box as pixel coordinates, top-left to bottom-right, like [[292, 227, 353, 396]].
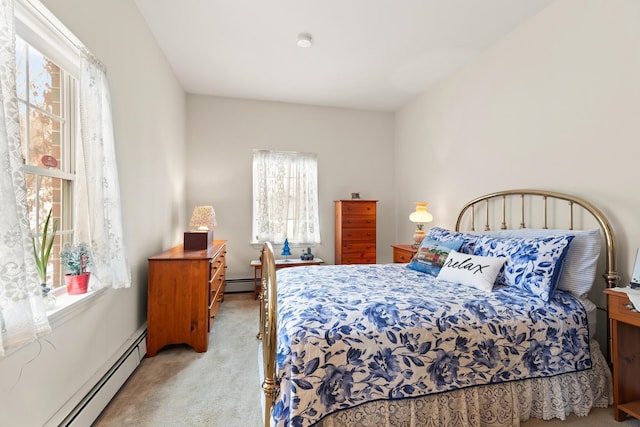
[[46, 286, 107, 329]]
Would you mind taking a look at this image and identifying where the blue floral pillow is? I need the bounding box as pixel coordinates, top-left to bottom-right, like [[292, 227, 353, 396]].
[[473, 235, 574, 301], [426, 227, 480, 254], [407, 237, 464, 276]]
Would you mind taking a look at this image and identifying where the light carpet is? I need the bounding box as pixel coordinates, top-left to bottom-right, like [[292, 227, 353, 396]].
[[93, 293, 640, 427]]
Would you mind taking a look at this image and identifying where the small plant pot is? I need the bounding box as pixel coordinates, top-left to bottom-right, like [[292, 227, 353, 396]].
[[65, 272, 90, 295]]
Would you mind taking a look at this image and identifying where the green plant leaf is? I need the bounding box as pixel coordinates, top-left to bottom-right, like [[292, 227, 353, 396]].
[[32, 209, 59, 284]]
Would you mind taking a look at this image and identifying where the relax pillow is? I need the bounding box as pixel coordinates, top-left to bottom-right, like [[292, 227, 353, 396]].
[[407, 237, 463, 277], [437, 250, 505, 292], [473, 234, 574, 301], [427, 227, 480, 254], [480, 228, 601, 298]]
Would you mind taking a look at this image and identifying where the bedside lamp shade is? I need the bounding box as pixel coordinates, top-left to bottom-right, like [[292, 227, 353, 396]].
[[189, 206, 217, 230], [409, 202, 433, 247], [184, 206, 217, 250]]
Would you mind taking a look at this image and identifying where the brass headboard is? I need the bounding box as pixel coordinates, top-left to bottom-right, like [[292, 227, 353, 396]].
[[454, 189, 618, 289]]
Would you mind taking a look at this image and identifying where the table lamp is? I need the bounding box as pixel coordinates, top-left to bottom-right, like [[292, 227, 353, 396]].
[[184, 205, 216, 250], [409, 202, 433, 247]]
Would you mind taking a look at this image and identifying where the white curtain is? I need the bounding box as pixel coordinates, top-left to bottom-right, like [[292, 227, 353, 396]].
[[0, 0, 50, 356], [252, 150, 320, 245], [75, 50, 131, 289]]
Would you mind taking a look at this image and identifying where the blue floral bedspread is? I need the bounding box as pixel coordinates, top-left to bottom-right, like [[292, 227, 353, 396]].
[[272, 263, 592, 427]]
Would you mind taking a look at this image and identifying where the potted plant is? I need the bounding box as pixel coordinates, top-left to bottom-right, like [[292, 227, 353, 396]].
[[60, 242, 92, 295], [32, 208, 58, 299]]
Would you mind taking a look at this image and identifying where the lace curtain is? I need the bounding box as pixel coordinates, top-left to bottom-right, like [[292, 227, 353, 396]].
[[0, 0, 51, 356], [75, 51, 131, 289], [252, 150, 320, 245]]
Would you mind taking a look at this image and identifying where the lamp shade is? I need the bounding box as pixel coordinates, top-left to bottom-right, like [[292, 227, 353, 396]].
[[409, 202, 433, 224], [189, 206, 217, 230]]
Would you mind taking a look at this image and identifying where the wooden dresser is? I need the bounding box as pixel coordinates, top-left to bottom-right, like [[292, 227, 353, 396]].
[[147, 240, 227, 357], [334, 200, 377, 264], [604, 288, 640, 421]]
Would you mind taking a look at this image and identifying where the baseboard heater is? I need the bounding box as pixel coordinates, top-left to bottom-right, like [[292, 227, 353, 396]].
[[225, 278, 255, 293], [57, 325, 147, 427]]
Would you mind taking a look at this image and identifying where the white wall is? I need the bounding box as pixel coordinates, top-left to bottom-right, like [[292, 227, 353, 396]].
[[186, 95, 395, 279], [395, 0, 640, 322], [0, 0, 186, 425]]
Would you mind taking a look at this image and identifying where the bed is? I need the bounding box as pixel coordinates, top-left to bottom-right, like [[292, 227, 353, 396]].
[[258, 189, 617, 427]]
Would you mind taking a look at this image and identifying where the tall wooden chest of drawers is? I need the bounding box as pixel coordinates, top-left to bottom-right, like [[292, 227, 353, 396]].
[[146, 240, 226, 357], [334, 200, 377, 264]]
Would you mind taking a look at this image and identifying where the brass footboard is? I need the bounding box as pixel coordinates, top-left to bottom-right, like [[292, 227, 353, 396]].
[[259, 242, 278, 427]]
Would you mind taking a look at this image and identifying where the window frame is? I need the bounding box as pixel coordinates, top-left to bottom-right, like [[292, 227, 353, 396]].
[[13, 0, 91, 307], [17, 33, 78, 289]]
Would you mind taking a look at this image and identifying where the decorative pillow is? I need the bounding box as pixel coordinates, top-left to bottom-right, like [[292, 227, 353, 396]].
[[437, 250, 505, 292], [473, 234, 574, 301], [407, 237, 464, 276], [479, 228, 601, 298], [426, 227, 481, 254]]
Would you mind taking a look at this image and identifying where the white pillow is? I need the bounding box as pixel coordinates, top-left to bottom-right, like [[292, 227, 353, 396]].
[[437, 250, 505, 292], [481, 228, 601, 297]]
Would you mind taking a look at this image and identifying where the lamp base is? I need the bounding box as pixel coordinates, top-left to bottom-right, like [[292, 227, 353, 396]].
[[412, 229, 426, 248], [184, 230, 213, 251]]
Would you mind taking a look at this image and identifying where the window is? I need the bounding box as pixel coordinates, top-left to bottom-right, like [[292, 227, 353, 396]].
[[252, 150, 321, 245], [16, 35, 77, 288]]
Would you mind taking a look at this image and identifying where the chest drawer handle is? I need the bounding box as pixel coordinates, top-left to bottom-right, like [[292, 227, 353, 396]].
[[624, 303, 639, 313]]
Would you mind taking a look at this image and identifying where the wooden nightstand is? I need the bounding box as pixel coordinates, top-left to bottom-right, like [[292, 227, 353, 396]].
[[604, 288, 640, 421], [391, 244, 417, 263]]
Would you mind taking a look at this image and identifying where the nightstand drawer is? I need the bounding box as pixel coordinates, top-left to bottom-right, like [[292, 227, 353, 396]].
[[391, 244, 418, 263], [394, 251, 413, 263], [608, 291, 640, 327]]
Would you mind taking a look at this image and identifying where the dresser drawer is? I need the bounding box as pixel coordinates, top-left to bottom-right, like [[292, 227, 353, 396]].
[[210, 251, 225, 280], [339, 202, 376, 216], [342, 254, 376, 264], [342, 228, 376, 241], [341, 242, 375, 254], [208, 250, 226, 327], [341, 216, 376, 228]]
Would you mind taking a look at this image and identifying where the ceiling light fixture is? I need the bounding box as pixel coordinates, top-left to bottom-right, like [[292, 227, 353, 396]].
[[297, 32, 313, 48]]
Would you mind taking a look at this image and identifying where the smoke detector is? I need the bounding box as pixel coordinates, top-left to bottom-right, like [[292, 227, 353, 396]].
[[297, 33, 313, 48]]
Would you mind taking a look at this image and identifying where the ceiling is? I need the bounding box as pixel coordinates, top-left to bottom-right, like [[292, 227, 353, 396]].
[[133, 0, 553, 112]]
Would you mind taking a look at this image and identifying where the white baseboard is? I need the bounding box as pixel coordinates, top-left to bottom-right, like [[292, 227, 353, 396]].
[[225, 278, 255, 293], [53, 325, 147, 427]]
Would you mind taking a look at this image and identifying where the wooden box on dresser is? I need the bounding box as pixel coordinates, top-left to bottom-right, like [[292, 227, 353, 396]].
[[334, 200, 377, 264], [604, 288, 640, 421], [146, 240, 227, 357]]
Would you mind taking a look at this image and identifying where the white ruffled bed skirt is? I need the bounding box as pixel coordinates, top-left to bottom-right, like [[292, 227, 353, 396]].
[[317, 340, 612, 427]]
